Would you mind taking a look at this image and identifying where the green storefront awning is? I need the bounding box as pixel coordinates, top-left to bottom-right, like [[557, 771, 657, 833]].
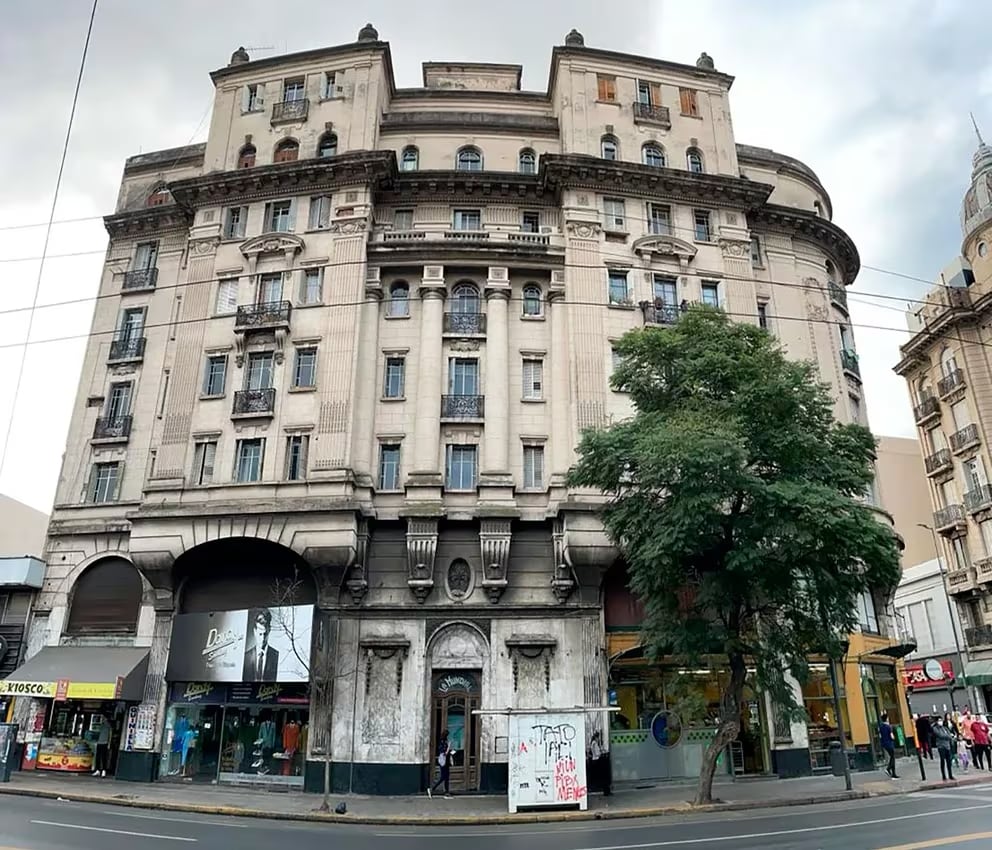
[[963, 659, 992, 687]]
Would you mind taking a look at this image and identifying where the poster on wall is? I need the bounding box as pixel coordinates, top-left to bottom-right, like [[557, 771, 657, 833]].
[[508, 712, 588, 813], [166, 605, 313, 683]]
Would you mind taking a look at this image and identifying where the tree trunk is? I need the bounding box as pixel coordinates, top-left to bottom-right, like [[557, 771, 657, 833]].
[[694, 651, 747, 805]]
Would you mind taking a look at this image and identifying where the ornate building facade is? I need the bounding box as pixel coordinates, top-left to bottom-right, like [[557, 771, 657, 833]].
[[9, 26, 901, 790]]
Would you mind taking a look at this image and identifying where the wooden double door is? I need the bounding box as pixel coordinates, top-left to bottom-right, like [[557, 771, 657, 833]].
[[431, 671, 482, 792]]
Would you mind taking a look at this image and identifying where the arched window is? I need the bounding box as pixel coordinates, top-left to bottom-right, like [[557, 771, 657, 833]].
[[401, 146, 419, 172], [147, 184, 170, 207], [825, 260, 837, 283], [522, 284, 542, 316], [601, 135, 619, 161], [452, 282, 480, 314], [274, 138, 299, 163], [237, 144, 256, 169], [686, 148, 704, 173], [317, 132, 337, 159], [456, 146, 482, 171], [518, 148, 537, 174], [642, 144, 665, 167], [941, 347, 959, 377], [66, 557, 143, 634], [388, 282, 410, 317]]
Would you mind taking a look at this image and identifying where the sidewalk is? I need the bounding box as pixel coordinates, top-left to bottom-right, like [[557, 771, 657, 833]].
[[2, 758, 991, 825]]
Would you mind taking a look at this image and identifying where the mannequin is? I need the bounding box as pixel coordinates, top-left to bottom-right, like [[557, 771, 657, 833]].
[[181, 723, 198, 777]]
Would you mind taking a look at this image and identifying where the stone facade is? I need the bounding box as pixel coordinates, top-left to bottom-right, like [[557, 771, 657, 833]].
[[31, 27, 883, 790]]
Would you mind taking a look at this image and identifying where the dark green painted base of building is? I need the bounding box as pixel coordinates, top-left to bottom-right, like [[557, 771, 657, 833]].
[[116, 750, 159, 782], [771, 747, 812, 778], [304, 760, 424, 795]]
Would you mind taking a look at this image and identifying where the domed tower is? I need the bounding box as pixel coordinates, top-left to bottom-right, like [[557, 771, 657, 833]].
[[961, 115, 992, 285]]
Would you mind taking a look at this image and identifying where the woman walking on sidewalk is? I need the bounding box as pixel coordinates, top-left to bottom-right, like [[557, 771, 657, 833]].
[[427, 730, 452, 799], [934, 717, 956, 781]]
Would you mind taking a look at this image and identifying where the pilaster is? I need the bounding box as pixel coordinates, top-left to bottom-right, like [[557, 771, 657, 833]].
[[350, 271, 383, 489], [479, 268, 513, 503], [548, 279, 571, 492]]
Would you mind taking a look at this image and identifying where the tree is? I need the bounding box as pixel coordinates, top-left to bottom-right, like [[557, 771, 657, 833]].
[[567, 307, 901, 805]]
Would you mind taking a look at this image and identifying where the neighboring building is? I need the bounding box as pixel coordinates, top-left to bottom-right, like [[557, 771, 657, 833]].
[[876, 436, 939, 568], [0, 494, 48, 722], [895, 125, 992, 710], [4, 27, 906, 791]]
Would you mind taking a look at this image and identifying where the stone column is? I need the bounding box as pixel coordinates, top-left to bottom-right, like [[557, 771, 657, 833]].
[[548, 286, 571, 487], [409, 270, 445, 487], [482, 278, 511, 480], [350, 278, 382, 487]]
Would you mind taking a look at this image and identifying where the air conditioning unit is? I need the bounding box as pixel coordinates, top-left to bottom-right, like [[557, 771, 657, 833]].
[[424, 266, 444, 281]]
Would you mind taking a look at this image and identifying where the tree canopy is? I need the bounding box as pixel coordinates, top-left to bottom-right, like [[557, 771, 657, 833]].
[[568, 307, 902, 803]]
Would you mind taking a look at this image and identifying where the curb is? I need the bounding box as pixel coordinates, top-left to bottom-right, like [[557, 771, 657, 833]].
[[0, 777, 989, 826]]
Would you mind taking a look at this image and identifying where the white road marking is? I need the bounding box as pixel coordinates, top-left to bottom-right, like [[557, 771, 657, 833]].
[[30, 819, 197, 842], [103, 810, 253, 828], [918, 791, 992, 803]]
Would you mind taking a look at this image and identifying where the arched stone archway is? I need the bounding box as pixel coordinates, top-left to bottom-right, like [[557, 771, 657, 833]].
[[65, 556, 144, 635]]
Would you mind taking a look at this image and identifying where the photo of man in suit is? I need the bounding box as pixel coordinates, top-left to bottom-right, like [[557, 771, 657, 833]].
[[242, 608, 279, 681]]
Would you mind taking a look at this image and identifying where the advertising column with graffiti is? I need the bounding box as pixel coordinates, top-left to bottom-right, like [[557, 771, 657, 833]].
[[508, 712, 588, 812]]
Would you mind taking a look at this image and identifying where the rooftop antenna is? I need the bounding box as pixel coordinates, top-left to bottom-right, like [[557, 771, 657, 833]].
[[243, 45, 275, 54], [971, 111, 984, 146]]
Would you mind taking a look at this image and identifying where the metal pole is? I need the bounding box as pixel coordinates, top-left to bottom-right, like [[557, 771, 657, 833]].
[[906, 687, 926, 781], [827, 655, 853, 791]]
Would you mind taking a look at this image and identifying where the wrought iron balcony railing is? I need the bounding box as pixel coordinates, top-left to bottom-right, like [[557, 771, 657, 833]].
[[965, 484, 992, 513], [122, 267, 158, 291], [951, 423, 980, 453], [938, 368, 964, 397], [443, 312, 487, 335], [108, 336, 145, 362], [924, 448, 952, 476], [632, 102, 672, 129], [93, 415, 132, 441], [232, 388, 276, 417], [441, 394, 485, 419], [828, 280, 848, 311], [235, 300, 292, 331], [840, 349, 860, 377], [913, 394, 940, 424], [271, 98, 309, 123], [640, 299, 680, 325], [966, 624, 992, 649]]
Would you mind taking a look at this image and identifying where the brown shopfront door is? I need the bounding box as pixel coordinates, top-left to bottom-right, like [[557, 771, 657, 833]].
[[431, 671, 481, 793]]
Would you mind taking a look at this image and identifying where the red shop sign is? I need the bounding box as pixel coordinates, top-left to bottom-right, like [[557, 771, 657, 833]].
[[902, 659, 954, 690]]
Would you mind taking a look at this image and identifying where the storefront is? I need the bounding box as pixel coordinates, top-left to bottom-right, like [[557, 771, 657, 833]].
[[163, 603, 314, 789], [801, 663, 852, 773], [904, 657, 959, 715]]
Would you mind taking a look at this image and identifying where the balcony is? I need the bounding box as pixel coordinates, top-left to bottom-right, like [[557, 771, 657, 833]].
[[975, 556, 992, 584], [371, 228, 564, 254], [966, 624, 992, 650], [938, 368, 965, 398], [108, 336, 145, 363], [443, 312, 487, 336], [876, 610, 917, 655], [640, 299, 680, 326], [934, 503, 967, 535], [924, 448, 953, 477], [271, 98, 309, 123], [828, 281, 848, 312], [913, 394, 940, 425], [441, 394, 485, 420], [232, 388, 276, 418], [92, 415, 132, 443], [632, 102, 672, 129], [951, 423, 980, 454], [840, 349, 860, 378], [965, 484, 992, 514], [234, 301, 292, 333], [507, 232, 551, 246], [947, 566, 978, 595], [122, 267, 158, 292]]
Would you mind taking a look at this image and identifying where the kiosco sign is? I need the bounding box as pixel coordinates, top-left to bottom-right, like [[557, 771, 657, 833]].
[[0, 681, 55, 697]]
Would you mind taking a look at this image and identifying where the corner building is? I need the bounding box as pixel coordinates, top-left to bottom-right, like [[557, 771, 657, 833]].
[[17, 26, 899, 791]]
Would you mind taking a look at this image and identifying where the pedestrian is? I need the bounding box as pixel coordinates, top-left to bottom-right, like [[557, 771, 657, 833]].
[[958, 736, 971, 770], [946, 713, 961, 766], [427, 729, 452, 799], [972, 714, 991, 770], [91, 714, 111, 778], [934, 717, 956, 781], [877, 713, 898, 779], [915, 713, 933, 760]]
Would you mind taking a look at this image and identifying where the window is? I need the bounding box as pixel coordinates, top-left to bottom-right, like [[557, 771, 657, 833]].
[[215, 279, 238, 314], [147, 185, 170, 207], [378, 444, 401, 490], [653, 275, 677, 305], [158, 370, 170, 416], [394, 208, 414, 230], [981, 520, 992, 556], [88, 462, 121, 503], [604, 197, 626, 230], [941, 347, 959, 377], [980, 241, 989, 258], [522, 358, 543, 399], [642, 144, 665, 167], [679, 87, 699, 117], [300, 268, 323, 304], [453, 209, 481, 231], [401, 146, 419, 171], [825, 260, 837, 284], [519, 149, 537, 174], [523, 445, 545, 489], [192, 441, 217, 485], [317, 132, 337, 159], [686, 148, 704, 174], [64, 558, 141, 634], [952, 537, 971, 572], [245, 352, 274, 390], [522, 284, 542, 317], [237, 144, 256, 169], [858, 590, 879, 633], [274, 139, 299, 163], [596, 74, 617, 102], [608, 270, 630, 305], [611, 347, 623, 373], [235, 439, 264, 483], [106, 382, 132, 419], [966, 456, 987, 492], [283, 78, 305, 101], [308, 195, 332, 229], [601, 135, 619, 161], [693, 209, 712, 241], [224, 206, 247, 239], [265, 199, 293, 232], [451, 283, 481, 314], [647, 203, 671, 235], [285, 435, 309, 480], [521, 211, 540, 233], [388, 282, 410, 317], [202, 355, 228, 396], [701, 282, 720, 307], [446, 445, 477, 490], [951, 400, 970, 432], [448, 358, 479, 395], [293, 347, 317, 389], [383, 356, 405, 398], [850, 393, 861, 423], [118, 306, 145, 341], [757, 301, 769, 331], [750, 235, 762, 266], [258, 273, 283, 304], [244, 83, 263, 112], [456, 147, 482, 171], [322, 70, 342, 98], [133, 241, 158, 270], [637, 79, 659, 105], [839, 324, 854, 352]]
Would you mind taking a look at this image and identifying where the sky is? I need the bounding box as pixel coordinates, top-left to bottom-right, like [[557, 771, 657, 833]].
[[0, 0, 986, 512]]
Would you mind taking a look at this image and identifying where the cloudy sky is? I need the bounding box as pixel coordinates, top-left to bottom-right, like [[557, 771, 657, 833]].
[[0, 0, 986, 512]]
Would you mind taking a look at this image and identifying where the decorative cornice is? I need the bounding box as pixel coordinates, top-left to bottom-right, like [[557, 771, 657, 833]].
[[104, 205, 192, 239], [748, 204, 860, 284], [377, 168, 551, 204], [239, 232, 305, 259], [381, 111, 559, 137], [632, 234, 697, 261]]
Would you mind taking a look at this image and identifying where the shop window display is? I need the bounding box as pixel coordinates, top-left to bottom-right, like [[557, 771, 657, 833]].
[[802, 665, 852, 772]]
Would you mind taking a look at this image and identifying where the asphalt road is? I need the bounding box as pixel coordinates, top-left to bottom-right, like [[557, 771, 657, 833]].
[[4, 789, 992, 849]]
